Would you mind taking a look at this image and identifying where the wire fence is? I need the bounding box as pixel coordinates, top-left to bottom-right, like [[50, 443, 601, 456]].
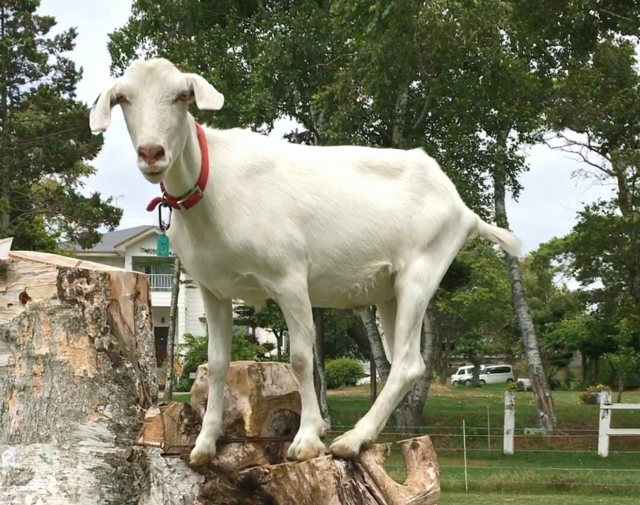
[[326, 423, 640, 494]]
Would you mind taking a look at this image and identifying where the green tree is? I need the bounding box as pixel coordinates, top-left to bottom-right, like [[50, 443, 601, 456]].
[[546, 197, 640, 386], [234, 299, 288, 361], [0, 0, 121, 250]]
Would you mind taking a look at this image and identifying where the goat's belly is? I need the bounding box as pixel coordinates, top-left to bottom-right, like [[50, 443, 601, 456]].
[[306, 264, 396, 309]]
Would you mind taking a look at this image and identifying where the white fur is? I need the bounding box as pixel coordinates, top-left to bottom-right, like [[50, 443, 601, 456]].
[[90, 58, 522, 465]]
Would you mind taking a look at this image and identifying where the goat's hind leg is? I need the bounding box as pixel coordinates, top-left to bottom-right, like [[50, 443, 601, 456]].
[[331, 244, 463, 458]]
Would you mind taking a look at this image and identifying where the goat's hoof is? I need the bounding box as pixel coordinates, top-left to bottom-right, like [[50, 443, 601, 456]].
[[286, 430, 326, 461], [189, 444, 216, 467], [330, 429, 369, 459]]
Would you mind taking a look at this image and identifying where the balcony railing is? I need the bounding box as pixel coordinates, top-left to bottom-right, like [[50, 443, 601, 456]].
[[148, 273, 173, 291]]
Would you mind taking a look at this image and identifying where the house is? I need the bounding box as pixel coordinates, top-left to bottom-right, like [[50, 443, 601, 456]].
[[74, 225, 277, 365]]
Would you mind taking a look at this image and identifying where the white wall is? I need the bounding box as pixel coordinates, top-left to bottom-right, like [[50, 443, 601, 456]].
[[184, 286, 207, 336], [125, 232, 161, 262], [152, 307, 170, 328], [76, 255, 125, 269]]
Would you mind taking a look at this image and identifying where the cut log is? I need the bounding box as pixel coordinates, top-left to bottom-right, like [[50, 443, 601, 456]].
[[0, 251, 158, 504], [135, 361, 440, 505]]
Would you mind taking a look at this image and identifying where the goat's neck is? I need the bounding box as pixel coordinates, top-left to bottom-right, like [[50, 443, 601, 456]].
[[163, 117, 202, 199]]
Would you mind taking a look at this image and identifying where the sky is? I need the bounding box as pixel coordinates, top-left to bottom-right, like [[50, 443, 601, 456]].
[[41, 0, 616, 255]]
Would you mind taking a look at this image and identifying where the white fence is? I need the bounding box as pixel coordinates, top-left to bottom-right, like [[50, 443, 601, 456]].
[[598, 389, 640, 458], [501, 389, 640, 457], [148, 273, 173, 291]]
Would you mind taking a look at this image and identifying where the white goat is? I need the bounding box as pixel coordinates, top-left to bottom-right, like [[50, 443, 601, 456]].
[[89, 58, 521, 467]]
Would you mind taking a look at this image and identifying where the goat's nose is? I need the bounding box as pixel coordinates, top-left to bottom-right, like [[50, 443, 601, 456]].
[[137, 144, 166, 164]]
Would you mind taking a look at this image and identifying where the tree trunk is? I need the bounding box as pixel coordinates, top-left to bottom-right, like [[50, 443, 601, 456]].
[[617, 375, 624, 403], [164, 255, 182, 401], [0, 6, 11, 232], [395, 308, 439, 434], [370, 359, 377, 406], [275, 329, 283, 361], [313, 307, 331, 426], [0, 250, 158, 503], [391, 90, 409, 147], [359, 306, 390, 383], [346, 311, 372, 360], [471, 352, 482, 387], [494, 172, 558, 431], [437, 329, 449, 385]]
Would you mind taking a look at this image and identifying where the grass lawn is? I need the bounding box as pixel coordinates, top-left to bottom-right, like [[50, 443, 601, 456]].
[[327, 384, 640, 499], [169, 382, 640, 501], [441, 493, 640, 505]]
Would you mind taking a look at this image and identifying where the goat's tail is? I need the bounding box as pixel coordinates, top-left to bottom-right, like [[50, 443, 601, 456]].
[[475, 215, 522, 258]]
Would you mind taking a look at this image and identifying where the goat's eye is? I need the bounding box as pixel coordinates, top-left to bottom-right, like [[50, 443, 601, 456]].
[[115, 94, 129, 105], [176, 91, 192, 102]]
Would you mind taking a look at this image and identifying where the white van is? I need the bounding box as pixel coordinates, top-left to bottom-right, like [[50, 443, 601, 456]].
[[482, 364, 515, 384], [450, 365, 485, 385], [450, 364, 514, 385]]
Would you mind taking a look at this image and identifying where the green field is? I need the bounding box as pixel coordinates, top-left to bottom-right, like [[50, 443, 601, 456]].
[[171, 383, 640, 503]]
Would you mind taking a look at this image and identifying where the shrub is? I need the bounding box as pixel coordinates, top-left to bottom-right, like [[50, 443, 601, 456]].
[[507, 381, 526, 392], [580, 384, 611, 405], [325, 357, 365, 389]]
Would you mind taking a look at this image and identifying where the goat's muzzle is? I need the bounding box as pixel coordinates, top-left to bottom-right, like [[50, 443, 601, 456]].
[[137, 144, 166, 165]]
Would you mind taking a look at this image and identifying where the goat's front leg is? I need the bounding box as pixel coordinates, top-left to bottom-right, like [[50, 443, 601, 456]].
[[189, 288, 233, 467], [275, 283, 327, 461]]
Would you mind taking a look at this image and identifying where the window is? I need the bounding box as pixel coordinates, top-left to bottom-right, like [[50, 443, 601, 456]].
[[488, 366, 511, 374]]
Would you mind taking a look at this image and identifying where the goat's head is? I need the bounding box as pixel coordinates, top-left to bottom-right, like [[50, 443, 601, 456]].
[[89, 58, 224, 183]]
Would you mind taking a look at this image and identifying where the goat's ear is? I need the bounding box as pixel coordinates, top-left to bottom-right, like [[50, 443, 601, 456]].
[[89, 83, 118, 134], [185, 73, 224, 111]]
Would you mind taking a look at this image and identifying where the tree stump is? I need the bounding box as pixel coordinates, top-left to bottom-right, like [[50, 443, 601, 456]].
[[0, 251, 158, 504], [136, 361, 441, 505], [137, 360, 302, 473]]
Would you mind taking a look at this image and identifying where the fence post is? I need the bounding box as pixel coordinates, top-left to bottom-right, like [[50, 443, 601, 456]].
[[503, 390, 515, 455], [487, 406, 491, 450], [598, 389, 612, 458], [462, 420, 468, 492]]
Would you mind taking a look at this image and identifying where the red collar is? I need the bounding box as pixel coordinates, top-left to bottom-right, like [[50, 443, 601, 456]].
[[146, 122, 209, 212]]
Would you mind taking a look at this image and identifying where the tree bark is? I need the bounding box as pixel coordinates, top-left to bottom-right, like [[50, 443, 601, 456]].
[[164, 255, 182, 401], [359, 306, 390, 383], [313, 307, 331, 427], [0, 6, 11, 231], [0, 250, 158, 504], [275, 329, 283, 361], [391, 89, 409, 148], [494, 171, 558, 431], [617, 375, 624, 403], [370, 359, 377, 406]]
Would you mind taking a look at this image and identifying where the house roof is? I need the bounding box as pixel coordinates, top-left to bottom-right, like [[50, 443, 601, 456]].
[[75, 225, 158, 253]]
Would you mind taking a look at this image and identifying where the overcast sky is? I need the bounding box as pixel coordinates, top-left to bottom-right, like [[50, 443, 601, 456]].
[[41, 0, 616, 255]]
